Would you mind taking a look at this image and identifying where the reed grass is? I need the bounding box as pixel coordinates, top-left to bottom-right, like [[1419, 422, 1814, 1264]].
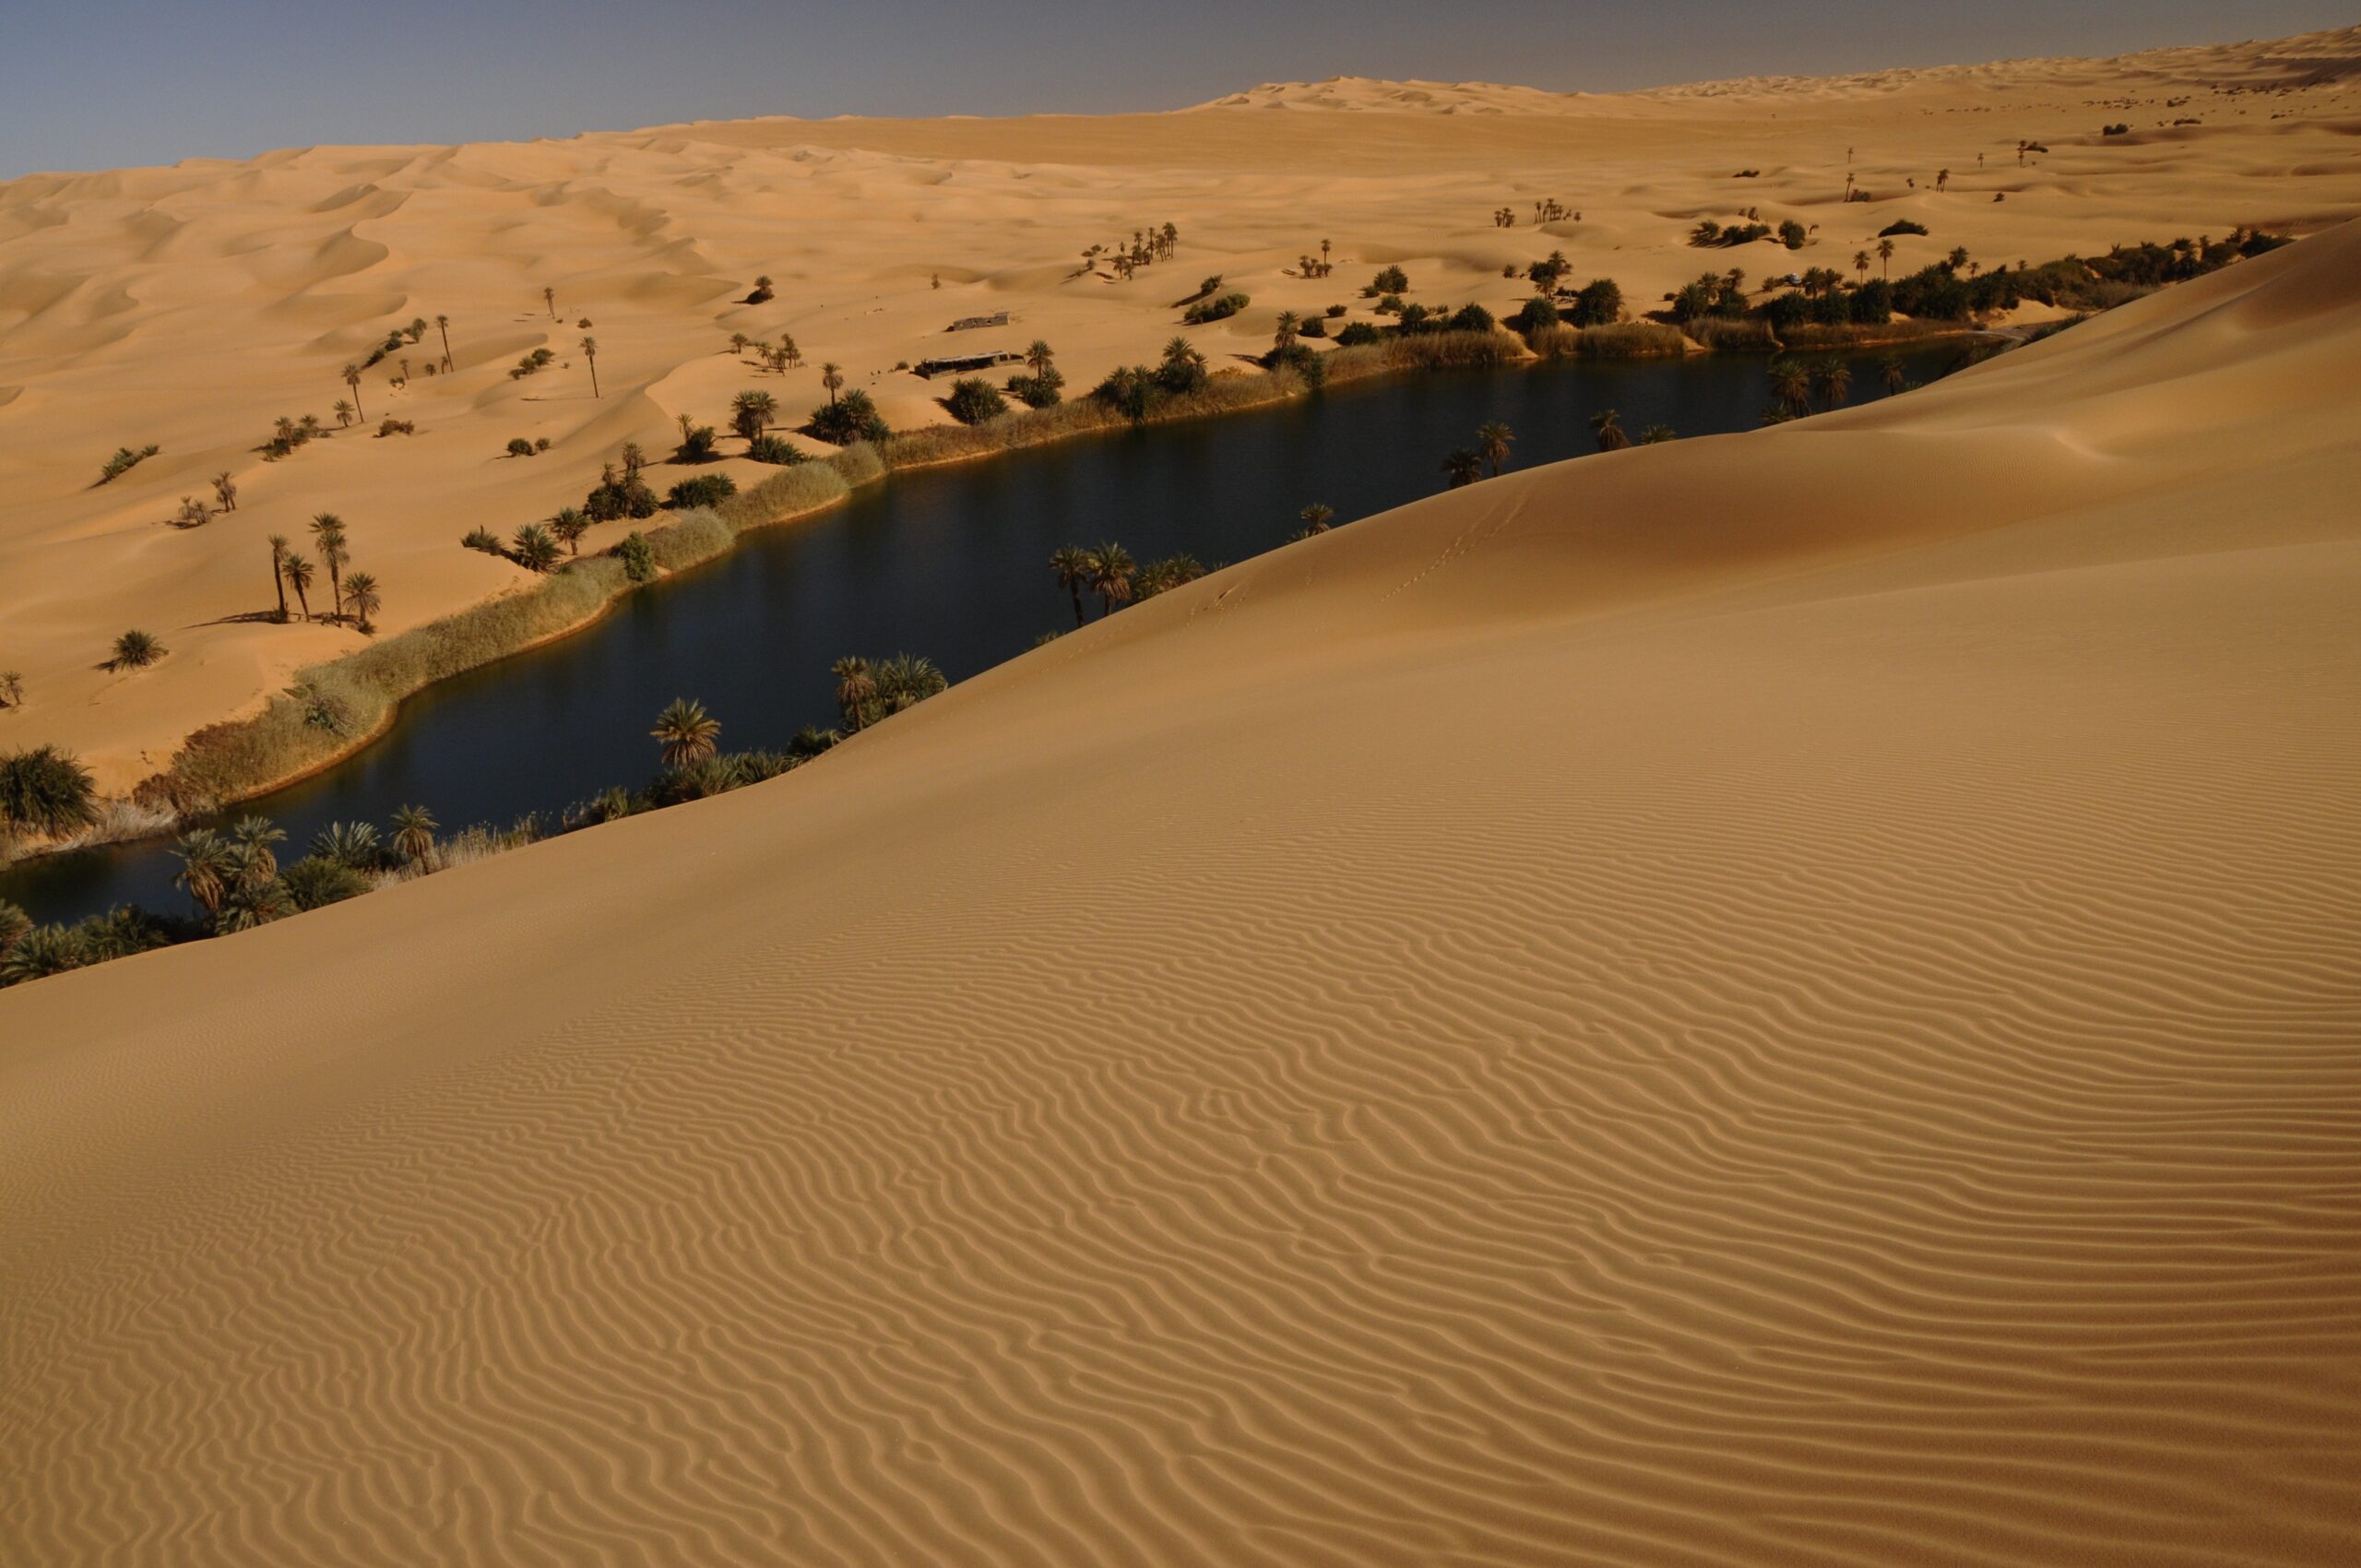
[[1685, 317, 1781, 353], [1526, 322, 1690, 360]]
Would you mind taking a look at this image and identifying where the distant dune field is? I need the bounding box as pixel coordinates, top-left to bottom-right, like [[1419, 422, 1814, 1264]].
[[0, 29, 2355, 790], [3, 158, 2357, 1568]]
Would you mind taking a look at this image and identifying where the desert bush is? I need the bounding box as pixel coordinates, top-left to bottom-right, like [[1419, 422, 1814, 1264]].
[[1368, 265, 1409, 294], [1879, 219, 1929, 238], [665, 473, 738, 510], [1779, 220, 1808, 250], [506, 437, 537, 457], [111, 630, 165, 670], [745, 434, 803, 464], [804, 389, 891, 445], [281, 855, 371, 910], [462, 526, 504, 555], [1180, 292, 1249, 325], [377, 419, 416, 436], [1335, 321, 1382, 347], [1004, 369, 1064, 408], [615, 532, 657, 583], [98, 444, 160, 485], [943, 376, 1010, 424], [0, 744, 99, 844]]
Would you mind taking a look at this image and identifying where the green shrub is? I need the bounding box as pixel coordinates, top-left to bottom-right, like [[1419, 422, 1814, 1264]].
[[1779, 220, 1808, 250], [1335, 321, 1382, 347], [0, 744, 99, 843], [1369, 265, 1409, 293], [505, 437, 537, 457], [1879, 219, 1928, 238], [1004, 370, 1063, 409], [674, 424, 721, 462], [281, 856, 371, 910], [462, 526, 504, 555], [665, 473, 738, 510], [745, 434, 804, 465], [615, 532, 657, 584], [943, 376, 1011, 424], [1180, 292, 1249, 325], [97, 444, 160, 485]]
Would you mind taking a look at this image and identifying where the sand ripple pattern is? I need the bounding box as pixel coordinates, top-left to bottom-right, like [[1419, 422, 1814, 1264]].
[[6, 230, 2361, 1568]]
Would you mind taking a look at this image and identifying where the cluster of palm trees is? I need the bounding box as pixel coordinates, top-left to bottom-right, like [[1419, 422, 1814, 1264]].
[[1440, 422, 1517, 487], [1296, 240, 1335, 279], [269, 513, 382, 633], [167, 805, 437, 935], [1047, 542, 1208, 624], [729, 333, 805, 374], [1088, 222, 1181, 281], [1765, 353, 1903, 421]]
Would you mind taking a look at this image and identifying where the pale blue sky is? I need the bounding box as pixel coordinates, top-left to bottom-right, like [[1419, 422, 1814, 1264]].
[[1, 0, 2346, 176]]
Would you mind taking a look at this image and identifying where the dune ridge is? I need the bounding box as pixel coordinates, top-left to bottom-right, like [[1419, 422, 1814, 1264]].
[[3, 218, 2356, 1565]]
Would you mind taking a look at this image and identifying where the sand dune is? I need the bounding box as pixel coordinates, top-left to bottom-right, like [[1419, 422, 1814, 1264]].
[[2, 30, 2358, 792], [3, 206, 2356, 1566]]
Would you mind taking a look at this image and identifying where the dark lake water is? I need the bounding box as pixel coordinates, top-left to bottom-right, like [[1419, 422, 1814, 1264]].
[[4, 348, 1951, 925]]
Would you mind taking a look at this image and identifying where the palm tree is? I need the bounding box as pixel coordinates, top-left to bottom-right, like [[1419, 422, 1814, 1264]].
[[1476, 422, 1514, 477], [212, 470, 238, 512], [267, 534, 291, 623], [231, 815, 286, 888], [832, 656, 876, 731], [1050, 546, 1093, 628], [511, 524, 561, 573], [1299, 504, 1335, 534], [1321, 237, 1332, 272], [1637, 424, 1677, 445], [1273, 311, 1300, 352], [1947, 246, 1970, 271], [1878, 353, 1908, 396], [281, 552, 315, 621], [342, 363, 364, 419], [621, 441, 647, 480], [580, 335, 599, 398], [310, 514, 349, 620], [1441, 447, 1482, 487], [1769, 358, 1813, 413], [1937, 168, 1950, 193], [332, 398, 353, 428], [342, 571, 381, 634], [1590, 410, 1631, 452], [1089, 541, 1136, 618], [435, 314, 453, 371], [730, 389, 777, 442], [821, 362, 845, 407], [543, 286, 557, 319], [172, 828, 235, 917], [1026, 339, 1055, 377], [0, 900, 29, 966], [1877, 237, 1896, 279], [390, 803, 438, 868], [1816, 359, 1853, 409], [652, 698, 721, 766], [1853, 250, 1870, 282], [550, 506, 590, 555]]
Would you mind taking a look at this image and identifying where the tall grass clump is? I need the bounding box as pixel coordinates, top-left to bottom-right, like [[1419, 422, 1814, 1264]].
[[1686, 317, 1781, 353], [1563, 323, 1688, 359]]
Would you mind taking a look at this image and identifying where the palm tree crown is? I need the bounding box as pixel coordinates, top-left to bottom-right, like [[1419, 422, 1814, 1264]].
[[652, 699, 721, 766]]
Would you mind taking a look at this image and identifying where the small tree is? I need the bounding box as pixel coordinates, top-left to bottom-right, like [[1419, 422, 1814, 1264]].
[[1441, 448, 1481, 488], [1299, 503, 1335, 534], [342, 571, 381, 634], [511, 524, 562, 573], [111, 630, 165, 670], [652, 698, 721, 766], [343, 363, 364, 420], [212, 471, 238, 512], [615, 531, 657, 583], [550, 507, 590, 555], [580, 335, 599, 398]]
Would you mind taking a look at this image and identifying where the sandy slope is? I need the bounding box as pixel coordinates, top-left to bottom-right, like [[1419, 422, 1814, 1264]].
[[4, 206, 2357, 1564], [1, 30, 2357, 792]]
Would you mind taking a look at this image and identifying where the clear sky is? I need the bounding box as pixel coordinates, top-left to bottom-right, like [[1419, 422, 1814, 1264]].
[[2, 0, 2347, 177]]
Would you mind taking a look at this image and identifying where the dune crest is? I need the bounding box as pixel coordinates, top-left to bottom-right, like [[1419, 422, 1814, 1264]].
[[4, 213, 2358, 1566]]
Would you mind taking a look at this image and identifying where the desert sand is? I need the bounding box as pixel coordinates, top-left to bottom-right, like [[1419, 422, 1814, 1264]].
[[0, 28, 2357, 794], [4, 81, 2360, 1564]]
